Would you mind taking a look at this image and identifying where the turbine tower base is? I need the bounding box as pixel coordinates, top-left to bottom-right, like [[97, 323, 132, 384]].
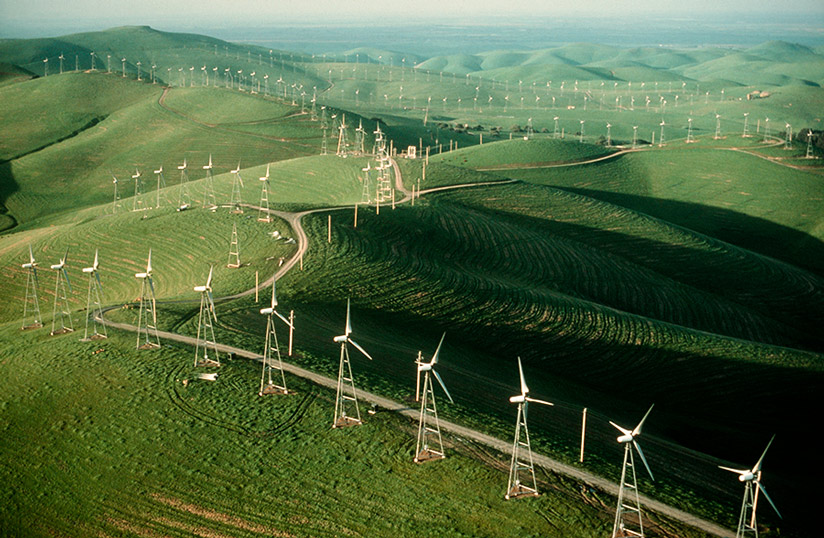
[[414, 448, 445, 464], [505, 484, 539, 500]]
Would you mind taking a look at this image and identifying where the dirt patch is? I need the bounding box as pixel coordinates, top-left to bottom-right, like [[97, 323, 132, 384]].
[[152, 493, 294, 537]]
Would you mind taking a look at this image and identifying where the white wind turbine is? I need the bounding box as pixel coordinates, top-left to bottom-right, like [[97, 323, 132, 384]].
[[506, 357, 553, 499], [153, 165, 166, 208], [193, 265, 220, 367], [134, 249, 160, 349], [202, 154, 217, 209], [259, 277, 295, 395], [81, 249, 106, 341], [132, 168, 145, 212], [111, 173, 120, 214], [177, 158, 190, 211], [719, 436, 781, 538], [21, 245, 43, 329], [257, 164, 272, 222], [610, 405, 655, 538], [413, 333, 454, 463], [229, 160, 244, 212], [49, 248, 74, 335], [332, 299, 374, 428]]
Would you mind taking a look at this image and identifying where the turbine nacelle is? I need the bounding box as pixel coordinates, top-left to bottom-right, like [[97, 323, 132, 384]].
[[333, 334, 347, 343]]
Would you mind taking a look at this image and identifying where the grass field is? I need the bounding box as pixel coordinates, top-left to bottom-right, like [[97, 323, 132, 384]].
[[2, 25, 824, 538], [1, 322, 724, 538]]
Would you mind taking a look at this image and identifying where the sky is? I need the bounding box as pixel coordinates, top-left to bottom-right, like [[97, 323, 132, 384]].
[[3, 0, 824, 24]]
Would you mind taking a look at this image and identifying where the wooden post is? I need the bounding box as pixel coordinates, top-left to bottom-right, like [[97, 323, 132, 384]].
[[391, 189, 395, 210], [480, 133, 483, 144], [425, 146, 429, 164], [417, 178, 420, 199], [411, 185, 415, 206], [354, 203, 358, 228], [288, 310, 294, 356], [255, 271, 259, 303], [327, 214, 332, 242], [580, 407, 587, 463], [422, 162, 426, 181]]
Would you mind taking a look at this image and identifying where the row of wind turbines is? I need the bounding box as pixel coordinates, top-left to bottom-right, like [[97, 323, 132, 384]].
[[122, 245, 782, 538], [112, 156, 276, 219], [19, 238, 783, 538]]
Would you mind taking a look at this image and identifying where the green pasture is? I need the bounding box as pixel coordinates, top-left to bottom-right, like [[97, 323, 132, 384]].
[[0, 207, 294, 325], [0, 75, 323, 229], [499, 147, 824, 275]]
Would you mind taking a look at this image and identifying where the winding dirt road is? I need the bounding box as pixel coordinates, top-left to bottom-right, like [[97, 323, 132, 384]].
[[101, 155, 734, 538]]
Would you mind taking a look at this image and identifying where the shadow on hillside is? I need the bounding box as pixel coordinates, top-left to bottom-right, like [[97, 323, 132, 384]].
[[0, 160, 19, 233], [271, 300, 821, 536], [560, 187, 824, 277]]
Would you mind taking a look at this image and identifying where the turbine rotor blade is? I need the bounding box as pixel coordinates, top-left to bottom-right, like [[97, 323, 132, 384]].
[[718, 465, 749, 475], [62, 268, 72, 293], [517, 356, 529, 396], [274, 309, 293, 329], [753, 435, 775, 473], [757, 482, 781, 519], [207, 291, 217, 322], [93, 249, 99, 270], [271, 276, 278, 308], [431, 332, 446, 364], [432, 369, 454, 403], [29, 244, 35, 264], [347, 338, 373, 360], [525, 397, 554, 407], [206, 265, 213, 289], [147, 248, 153, 274], [633, 440, 654, 481], [609, 421, 632, 436], [345, 298, 352, 336], [632, 404, 654, 436]]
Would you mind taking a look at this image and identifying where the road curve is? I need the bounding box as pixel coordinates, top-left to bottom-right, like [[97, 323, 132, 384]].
[[100, 156, 734, 538]]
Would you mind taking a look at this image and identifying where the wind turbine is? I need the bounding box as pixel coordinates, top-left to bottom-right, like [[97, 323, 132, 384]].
[[229, 160, 244, 212], [132, 168, 144, 212], [687, 118, 694, 143], [258, 164, 272, 222], [177, 158, 190, 211], [58, 53, 64, 74], [134, 249, 160, 349], [606, 123, 612, 147], [193, 266, 219, 367], [719, 436, 781, 538], [21, 245, 43, 330], [111, 173, 120, 214], [332, 299, 374, 428], [413, 333, 454, 463], [202, 154, 217, 209], [49, 248, 74, 335], [505, 357, 553, 499], [715, 114, 722, 139], [610, 405, 655, 538], [659, 120, 666, 147], [259, 277, 295, 395], [153, 165, 166, 208], [81, 249, 107, 341]]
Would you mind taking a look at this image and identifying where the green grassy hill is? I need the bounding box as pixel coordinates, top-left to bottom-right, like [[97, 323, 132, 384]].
[[2, 26, 823, 538]]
